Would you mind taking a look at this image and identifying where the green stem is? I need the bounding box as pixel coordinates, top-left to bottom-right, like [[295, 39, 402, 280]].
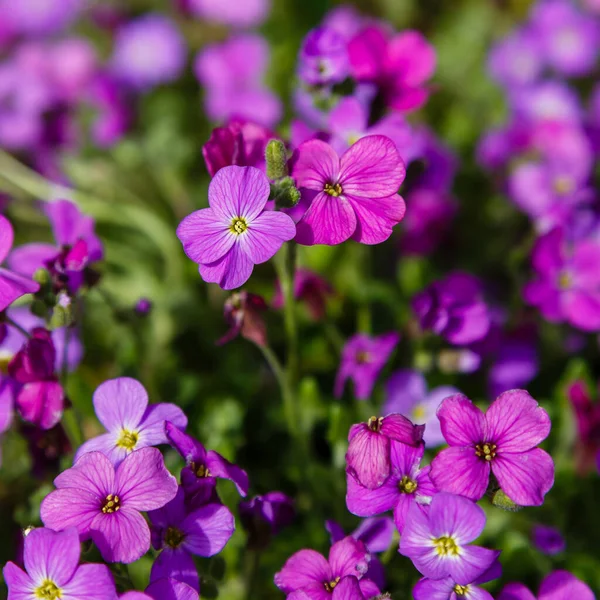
[[5, 317, 31, 339], [244, 550, 262, 600], [60, 325, 84, 450]]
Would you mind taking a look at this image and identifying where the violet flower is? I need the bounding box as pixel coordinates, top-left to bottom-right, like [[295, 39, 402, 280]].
[[488, 27, 542, 88], [400, 492, 500, 583], [335, 332, 399, 401], [186, 0, 271, 28], [240, 491, 295, 548], [0, 215, 39, 312], [346, 413, 425, 489], [298, 27, 350, 86], [384, 369, 459, 447], [41, 448, 178, 563], [1, 0, 83, 36], [218, 291, 268, 347], [177, 165, 296, 290], [121, 578, 199, 600], [292, 136, 406, 246], [149, 487, 235, 591], [412, 272, 491, 345], [430, 390, 554, 506], [3, 527, 117, 600], [498, 570, 595, 600], [74, 377, 188, 466], [274, 536, 379, 599], [524, 228, 600, 332], [532, 525, 565, 556], [347, 440, 436, 534], [286, 576, 370, 600], [273, 268, 333, 321]]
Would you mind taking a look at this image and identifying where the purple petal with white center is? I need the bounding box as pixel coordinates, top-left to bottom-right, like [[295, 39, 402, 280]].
[[198, 242, 255, 290], [241, 211, 296, 264], [41, 488, 100, 538], [205, 450, 249, 496], [138, 403, 187, 447], [291, 139, 340, 191], [0, 268, 40, 313], [7, 243, 58, 278], [346, 470, 398, 516], [145, 579, 199, 600], [74, 434, 127, 467], [498, 583, 537, 600], [274, 549, 330, 592], [430, 447, 490, 501], [448, 546, 500, 587], [93, 377, 148, 433], [349, 193, 406, 245], [346, 424, 390, 489], [61, 564, 117, 600], [437, 394, 485, 446], [55, 451, 115, 497], [150, 548, 198, 592], [384, 369, 428, 415], [2, 562, 35, 600], [329, 537, 370, 580], [182, 503, 235, 556], [538, 570, 595, 600], [429, 492, 486, 543], [91, 508, 150, 564], [485, 390, 551, 453], [492, 448, 554, 506]]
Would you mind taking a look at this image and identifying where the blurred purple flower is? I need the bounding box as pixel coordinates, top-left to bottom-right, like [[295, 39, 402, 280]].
[[187, 0, 271, 28], [532, 525, 565, 556], [121, 578, 199, 600], [219, 291, 268, 347], [0, 0, 83, 36], [488, 335, 539, 398], [498, 570, 595, 600], [134, 297, 153, 316], [511, 81, 582, 125], [322, 5, 365, 42], [22, 422, 71, 478], [489, 27, 542, 88], [240, 491, 295, 549], [567, 380, 600, 474], [412, 129, 457, 192], [88, 73, 132, 147], [298, 27, 350, 86], [273, 269, 333, 321]]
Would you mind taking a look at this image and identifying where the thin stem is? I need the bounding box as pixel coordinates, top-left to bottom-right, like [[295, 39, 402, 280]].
[[244, 549, 262, 600], [60, 323, 84, 450], [5, 317, 31, 339]]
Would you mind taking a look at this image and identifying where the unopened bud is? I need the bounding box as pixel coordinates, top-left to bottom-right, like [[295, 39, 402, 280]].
[[49, 294, 74, 329], [265, 139, 288, 180], [33, 268, 51, 286], [30, 299, 47, 318], [491, 489, 522, 512], [271, 176, 301, 209]]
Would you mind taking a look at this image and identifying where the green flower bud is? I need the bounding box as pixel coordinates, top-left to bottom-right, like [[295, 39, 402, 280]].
[[33, 268, 51, 286], [265, 139, 288, 180], [491, 489, 522, 512]]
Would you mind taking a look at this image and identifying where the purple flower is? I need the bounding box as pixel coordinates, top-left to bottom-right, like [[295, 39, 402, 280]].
[[41, 448, 178, 563], [488, 335, 539, 398], [166, 421, 249, 504], [149, 487, 234, 591], [88, 72, 132, 147], [0, 0, 83, 36], [532, 525, 565, 556], [347, 440, 437, 534], [3, 527, 117, 600], [298, 27, 350, 86], [0, 215, 39, 312], [218, 291, 268, 347], [430, 390, 554, 506], [121, 578, 199, 600], [346, 413, 425, 489], [240, 491, 295, 546], [348, 26, 436, 112], [274, 536, 379, 599], [488, 27, 542, 88], [511, 81, 582, 125], [413, 561, 501, 600], [273, 268, 334, 321], [292, 136, 406, 245], [384, 369, 459, 447], [524, 228, 600, 331], [194, 34, 282, 128], [498, 570, 595, 600], [111, 14, 186, 90], [400, 492, 499, 583], [177, 166, 295, 290], [74, 377, 187, 466], [187, 0, 271, 28], [8, 328, 65, 430], [202, 119, 275, 177], [412, 272, 491, 345]]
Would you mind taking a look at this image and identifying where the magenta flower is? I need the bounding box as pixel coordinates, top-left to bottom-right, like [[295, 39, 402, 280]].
[[274, 536, 379, 599], [74, 377, 188, 466], [347, 440, 436, 534], [273, 268, 333, 321], [286, 576, 371, 600], [346, 413, 425, 489], [3, 527, 117, 600], [297, 27, 349, 86], [498, 570, 595, 600], [176, 166, 296, 290], [121, 578, 199, 600], [186, 0, 271, 28], [532, 525, 565, 556], [292, 136, 406, 246], [335, 332, 399, 401], [430, 390, 554, 506], [218, 291, 268, 347], [41, 448, 178, 563], [0, 215, 39, 312], [400, 492, 499, 583], [149, 487, 234, 591], [8, 328, 65, 430], [166, 421, 249, 504], [524, 228, 600, 332]]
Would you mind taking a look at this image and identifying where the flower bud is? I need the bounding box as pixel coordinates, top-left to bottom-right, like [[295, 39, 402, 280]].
[[491, 489, 522, 512], [265, 139, 288, 180]]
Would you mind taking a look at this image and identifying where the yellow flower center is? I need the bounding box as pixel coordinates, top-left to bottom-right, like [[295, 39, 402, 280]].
[[165, 526, 186, 549], [102, 494, 121, 514], [191, 462, 211, 478], [367, 416, 383, 433], [475, 442, 497, 461], [454, 584, 469, 596], [398, 475, 418, 494], [116, 429, 139, 451], [36, 580, 61, 600], [324, 182, 343, 197], [412, 404, 426, 420], [433, 536, 460, 556], [553, 176, 573, 196], [558, 271, 572, 290], [230, 217, 248, 235], [324, 576, 341, 592], [355, 350, 371, 364]]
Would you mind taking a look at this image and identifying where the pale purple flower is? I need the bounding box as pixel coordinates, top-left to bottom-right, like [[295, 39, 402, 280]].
[[346, 413, 425, 489], [41, 448, 178, 563], [430, 390, 554, 506], [0, 215, 39, 312], [75, 377, 188, 466], [292, 136, 406, 246], [149, 487, 235, 591], [177, 166, 296, 290], [489, 27, 542, 88], [384, 369, 459, 447], [322, 5, 365, 42], [524, 228, 600, 331], [400, 492, 499, 583], [532, 525, 565, 556], [335, 332, 399, 401], [3, 527, 117, 600], [347, 441, 436, 534], [121, 578, 199, 600], [488, 335, 539, 398], [187, 0, 271, 28], [88, 72, 132, 147], [298, 27, 350, 86], [511, 81, 582, 125], [498, 570, 595, 600], [111, 14, 186, 90], [0, 0, 83, 36]]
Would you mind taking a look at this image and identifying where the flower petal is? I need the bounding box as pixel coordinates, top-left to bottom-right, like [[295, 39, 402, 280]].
[[497, 583, 537, 600], [55, 451, 115, 497], [381, 413, 424, 446], [205, 450, 249, 496], [437, 394, 485, 446], [332, 576, 364, 600], [240, 211, 296, 264], [2, 562, 35, 600], [150, 549, 198, 592], [198, 242, 254, 290], [93, 377, 148, 433], [384, 369, 428, 415], [16, 381, 65, 430], [291, 139, 340, 191], [0, 215, 14, 263], [353, 517, 395, 553], [165, 422, 206, 464], [329, 537, 370, 580], [346, 425, 390, 489], [346, 471, 399, 517], [348, 193, 406, 245], [413, 577, 455, 600], [145, 579, 199, 600], [41, 488, 100, 538], [182, 503, 235, 557], [393, 493, 418, 534], [61, 564, 117, 600], [7, 243, 58, 278], [74, 434, 128, 468], [430, 447, 490, 501], [138, 403, 188, 447], [91, 508, 150, 564], [563, 290, 600, 332], [538, 570, 595, 600], [0, 268, 40, 313], [274, 549, 330, 593], [429, 492, 486, 543], [176, 208, 234, 265], [448, 546, 500, 587]]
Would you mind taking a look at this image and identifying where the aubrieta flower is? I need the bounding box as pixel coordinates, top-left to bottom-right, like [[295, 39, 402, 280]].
[[400, 492, 500, 583], [347, 440, 436, 534], [346, 413, 425, 489], [41, 448, 178, 563], [273, 268, 333, 321], [567, 380, 600, 474], [274, 536, 379, 599], [186, 0, 271, 28], [430, 390, 554, 506], [74, 377, 188, 466], [177, 165, 296, 290], [218, 291, 268, 347], [286, 576, 370, 600], [292, 136, 406, 246], [498, 570, 595, 600], [524, 228, 600, 332], [121, 578, 199, 600], [0, 0, 83, 36], [298, 27, 349, 86], [0, 215, 39, 312], [111, 14, 186, 90], [149, 487, 235, 591], [240, 491, 295, 548], [335, 332, 399, 401], [412, 272, 491, 346], [384, 369, 459, 447], [532, 525, 565, 556], [488, 27, 542, 88]]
